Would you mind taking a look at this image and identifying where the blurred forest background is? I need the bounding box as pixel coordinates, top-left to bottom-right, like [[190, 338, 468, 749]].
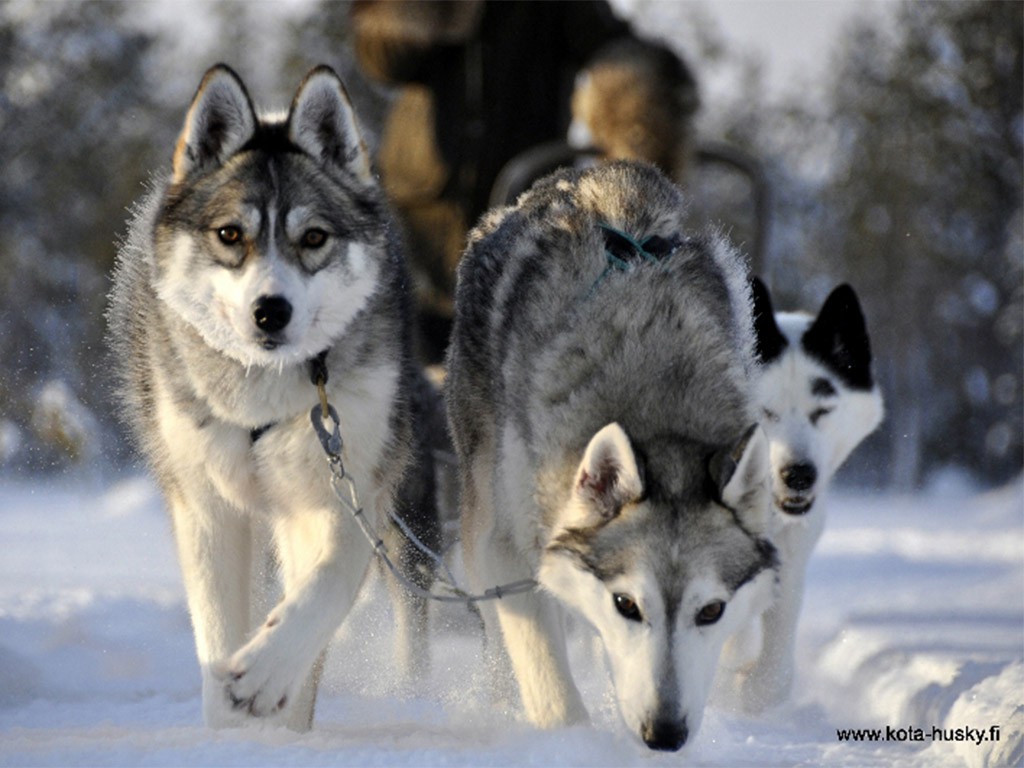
[[0, 0, 1020, 490]]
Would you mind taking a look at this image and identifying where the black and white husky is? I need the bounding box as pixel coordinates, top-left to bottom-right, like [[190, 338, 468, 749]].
[[720, 278, 884, 711], [445, 161, 777, 751], [107, 65, 439, 731]]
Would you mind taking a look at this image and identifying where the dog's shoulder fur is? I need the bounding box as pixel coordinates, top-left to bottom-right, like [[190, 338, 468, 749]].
[[449, 161, 757, 474]]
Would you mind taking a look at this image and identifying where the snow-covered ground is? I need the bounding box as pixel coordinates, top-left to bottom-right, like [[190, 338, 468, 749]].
[[0, 472, 1021, 767]]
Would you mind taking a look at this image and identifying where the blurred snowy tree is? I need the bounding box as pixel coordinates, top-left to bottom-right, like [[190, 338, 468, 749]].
[[281, 0, 391, 148], [1, 0, 1017, 488], [0, 0, 165, 470], [622, 0, 1021, 487], [820, 0, 1022, 486]]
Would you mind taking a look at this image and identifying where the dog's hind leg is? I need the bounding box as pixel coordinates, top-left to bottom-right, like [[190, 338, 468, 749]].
[[168, 492, 253, 729], [380, 511, 432, 686], [382, 461, 439, 686], [386, 570, 431, 686]]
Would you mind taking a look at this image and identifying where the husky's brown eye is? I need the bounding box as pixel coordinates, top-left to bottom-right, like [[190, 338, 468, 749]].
[[301, 228, 328, 249], [696, 600, 725, 626], [613, 593, 643, 623], [217, 226, 242, 245]]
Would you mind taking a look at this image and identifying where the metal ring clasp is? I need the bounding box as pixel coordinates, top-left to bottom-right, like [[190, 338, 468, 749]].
[[310, 403, 343, 458]]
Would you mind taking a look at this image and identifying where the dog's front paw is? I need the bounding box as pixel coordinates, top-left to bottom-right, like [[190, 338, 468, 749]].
[[214, 622, 302, 719]]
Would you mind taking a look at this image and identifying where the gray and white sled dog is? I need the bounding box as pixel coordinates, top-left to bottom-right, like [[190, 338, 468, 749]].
[[719, 277, 884, 711], [445, 160, 777, 751], [107, 64, 440, 731]]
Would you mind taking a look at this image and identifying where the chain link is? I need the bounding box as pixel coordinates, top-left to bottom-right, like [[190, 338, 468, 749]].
[[309, 399, 536, 604]]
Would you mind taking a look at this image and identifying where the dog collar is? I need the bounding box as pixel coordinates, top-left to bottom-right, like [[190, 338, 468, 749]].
[[308, 349, 329, 388]]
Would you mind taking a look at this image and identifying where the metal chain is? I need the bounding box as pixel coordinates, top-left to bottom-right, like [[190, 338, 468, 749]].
[[309, 393, 536, 604]]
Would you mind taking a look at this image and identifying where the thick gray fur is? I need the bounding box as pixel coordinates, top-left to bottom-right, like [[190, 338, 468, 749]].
[[445, 160, 775, 749], [449, 160, 759, 524]]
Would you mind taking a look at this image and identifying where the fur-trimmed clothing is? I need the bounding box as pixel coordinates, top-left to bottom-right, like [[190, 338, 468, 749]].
[[352, 0, 638, 359]]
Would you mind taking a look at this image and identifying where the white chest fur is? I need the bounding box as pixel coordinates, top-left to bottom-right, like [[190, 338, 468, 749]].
[[155, 362, 399, 518]]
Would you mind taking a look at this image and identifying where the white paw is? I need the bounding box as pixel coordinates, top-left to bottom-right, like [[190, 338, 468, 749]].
[[215, 617, 306, 719]]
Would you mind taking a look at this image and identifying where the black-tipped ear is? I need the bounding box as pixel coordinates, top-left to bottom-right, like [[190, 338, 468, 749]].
[[287, 65, 372, 182], [172, 64, 257, 183], [802, 284, 874, 390], [751, 277, 787, 363]]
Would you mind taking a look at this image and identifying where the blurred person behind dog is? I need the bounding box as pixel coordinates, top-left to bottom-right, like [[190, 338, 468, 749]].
[[351, 0, 699, 362]]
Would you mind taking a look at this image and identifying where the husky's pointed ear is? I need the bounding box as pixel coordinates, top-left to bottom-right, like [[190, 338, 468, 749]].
[[751, 277, 787, 363], [569, 422, 644, 527], [803, 284, 874, 390], [710, 424, 770, 534], [172, 64, 257, 184], [288, 65, 373, 183]]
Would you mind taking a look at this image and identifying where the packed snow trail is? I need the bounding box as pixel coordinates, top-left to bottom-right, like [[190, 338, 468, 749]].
[[0, 475, 1020, 766]]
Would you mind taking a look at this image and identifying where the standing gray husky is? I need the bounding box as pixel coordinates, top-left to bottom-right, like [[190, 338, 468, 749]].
[[107, 64, 439, 731], [445, 161, 777, 751]]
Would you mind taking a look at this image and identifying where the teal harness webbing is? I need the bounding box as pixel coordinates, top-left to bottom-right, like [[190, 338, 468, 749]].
[[589, 223, 682, 296]]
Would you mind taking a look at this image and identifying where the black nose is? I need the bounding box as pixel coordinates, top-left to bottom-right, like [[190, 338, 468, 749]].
[[642, 719, 688, 752], [253, 295, 292, 334], [781, 462, 817, 492]]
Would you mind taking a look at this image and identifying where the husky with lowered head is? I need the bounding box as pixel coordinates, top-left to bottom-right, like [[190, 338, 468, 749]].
[[445, 161, 777, 751], [107, 65, 439, 731]]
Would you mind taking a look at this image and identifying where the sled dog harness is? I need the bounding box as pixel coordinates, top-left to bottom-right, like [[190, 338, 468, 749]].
[[590, 223, 683, 296], [308, 375, 537, 604]]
